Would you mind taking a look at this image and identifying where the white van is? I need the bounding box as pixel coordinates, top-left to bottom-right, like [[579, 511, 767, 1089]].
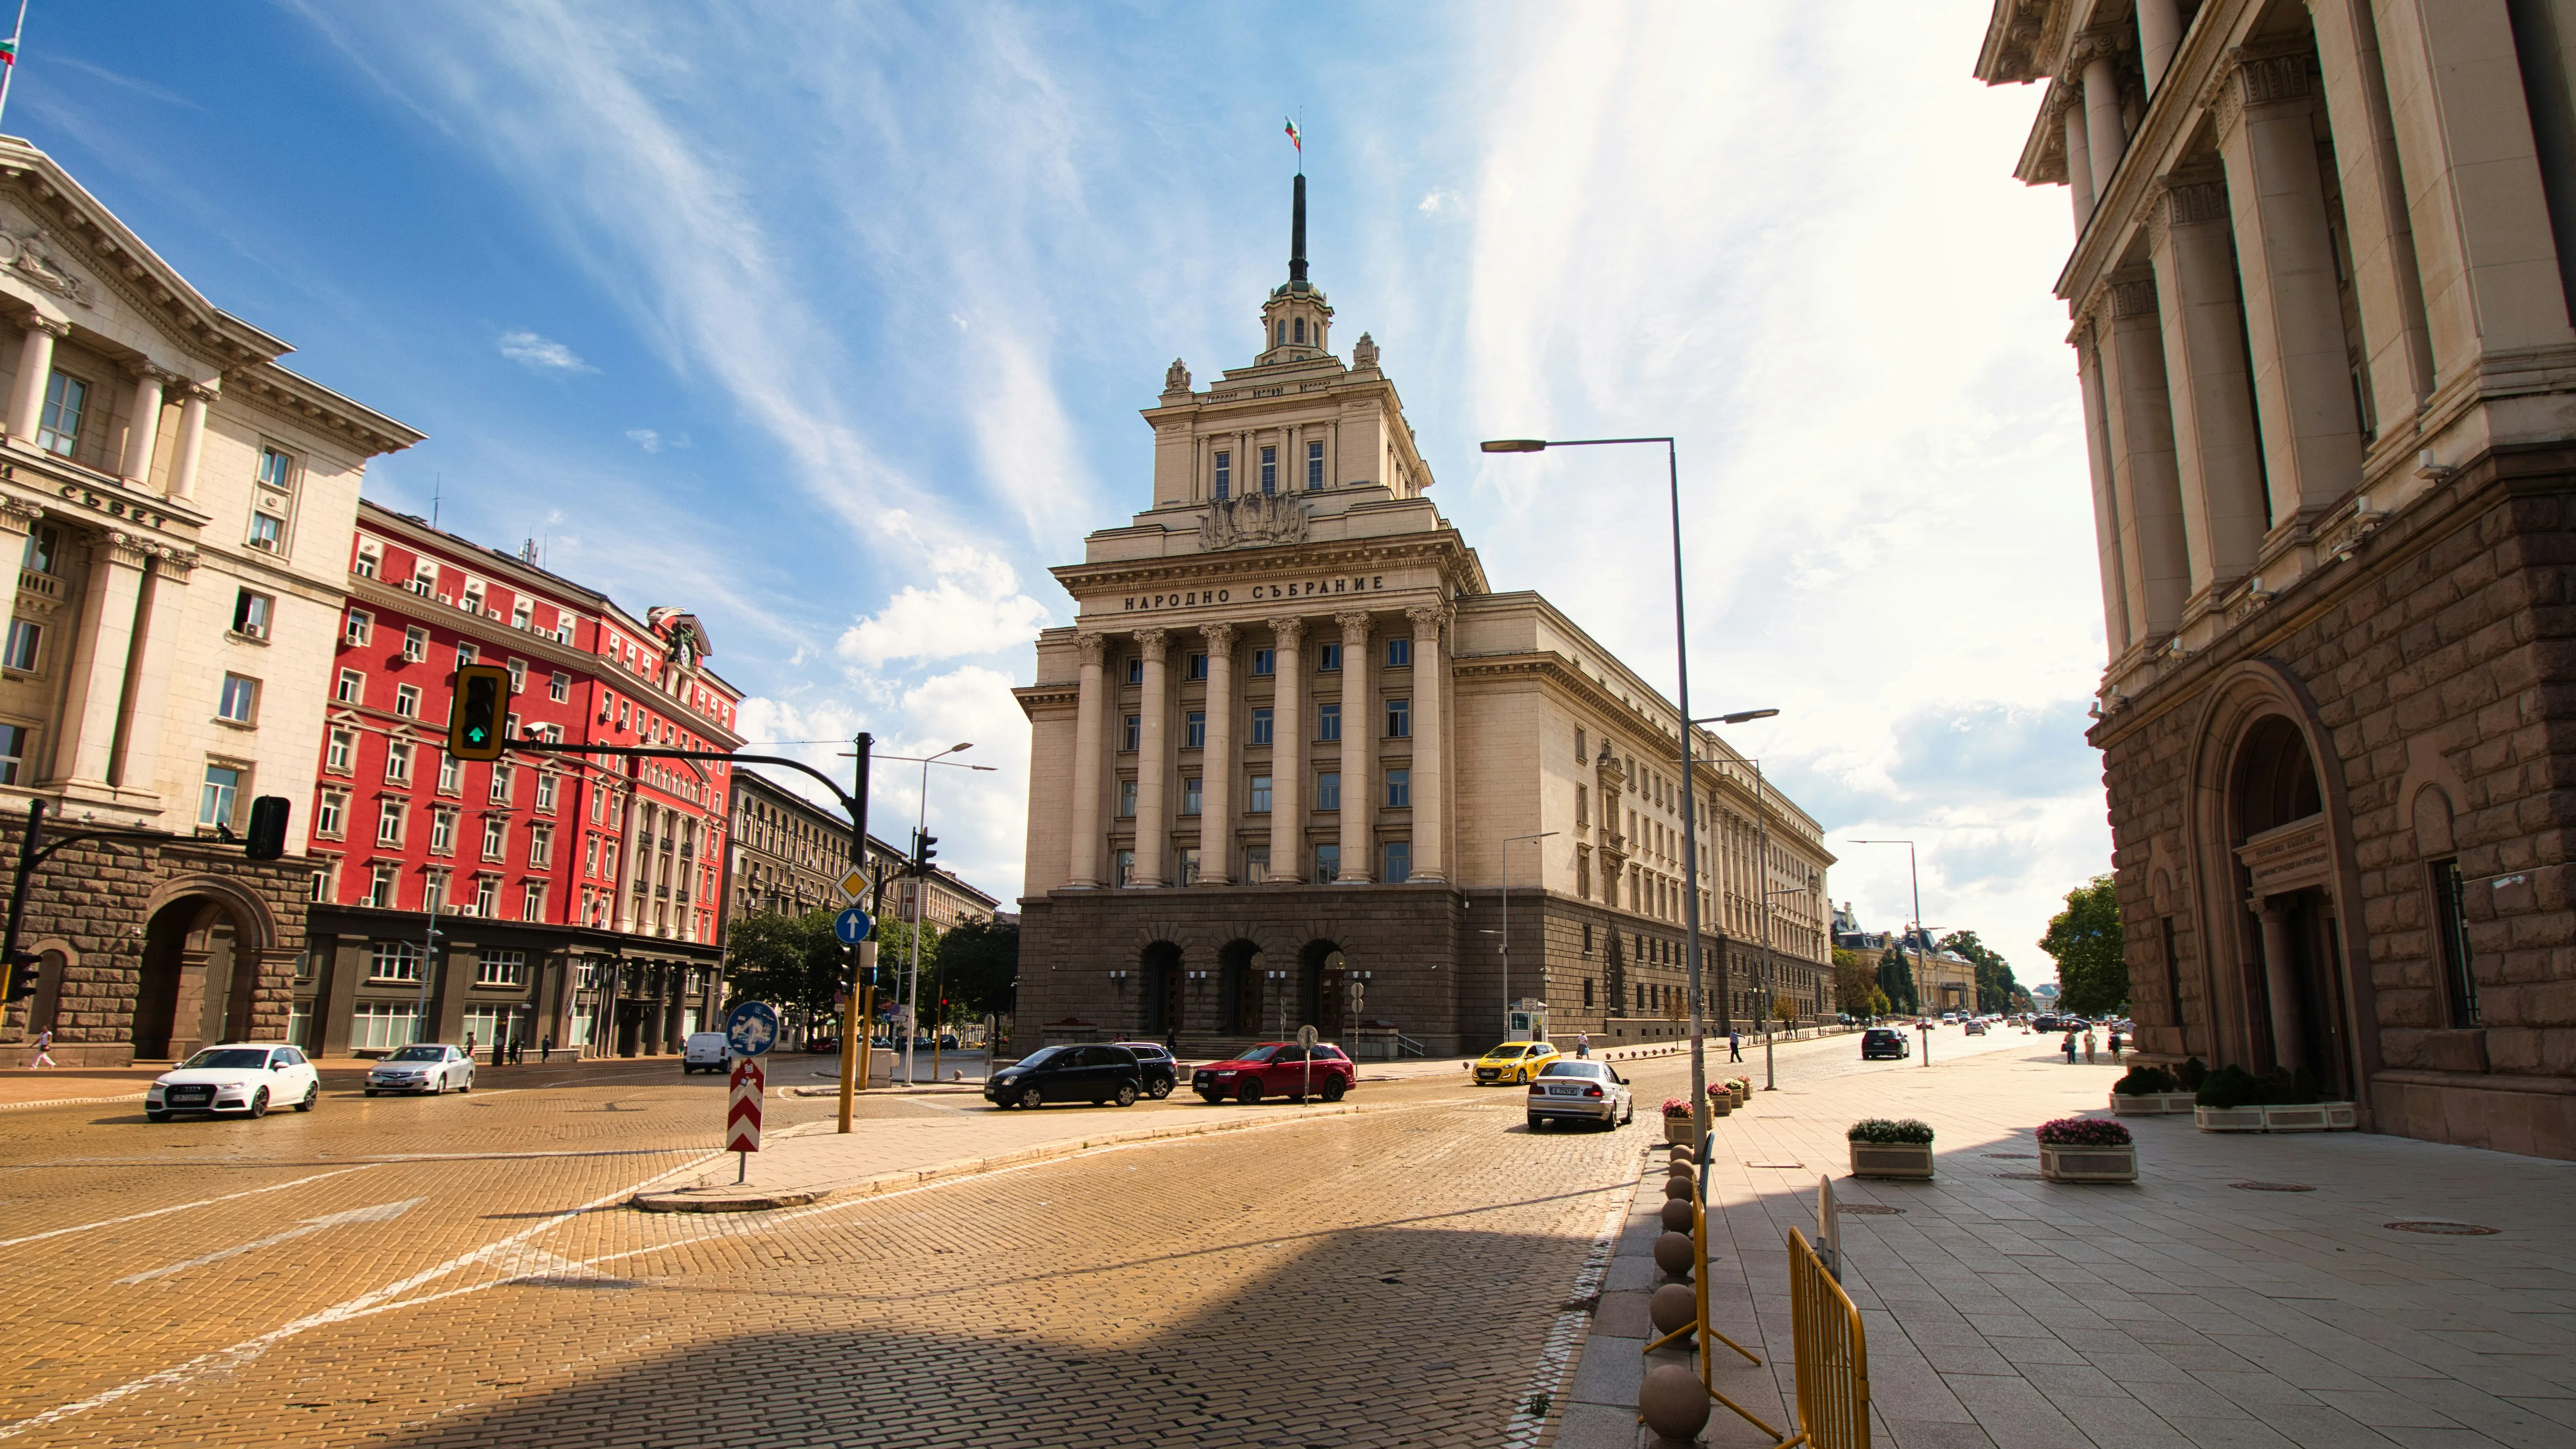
[[682, 1031, 730, 1074]]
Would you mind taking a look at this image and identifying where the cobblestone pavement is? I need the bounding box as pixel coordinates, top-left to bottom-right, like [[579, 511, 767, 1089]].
[[0, 1046, 1709, 1447]]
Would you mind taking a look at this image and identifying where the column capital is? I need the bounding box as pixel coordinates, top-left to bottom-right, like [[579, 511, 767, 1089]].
[[101, 530, 155, 572], [177, 377, 221, 403], [20, 313, 66, 340], [1333, 609, 1372, 640], [125, 361, 179, 386], [2157, 169, 2229, 227], [0, 497, 39, 531], [1075, 632, 1109, 666], [2226, 45, 2313, 108], [1266, 615, 1305, 645], [150, 545, 199, 581], [1201, 620, 1238, 653], [1403, 605, 1450, 637], [1133, 626, 1170, 657]]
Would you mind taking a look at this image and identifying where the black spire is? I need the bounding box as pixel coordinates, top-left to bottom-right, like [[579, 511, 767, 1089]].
[[1289, 171, 1308, 284]]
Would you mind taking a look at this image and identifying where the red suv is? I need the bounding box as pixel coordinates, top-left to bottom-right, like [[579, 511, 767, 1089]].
[[1191, 1043, 1356, 1104]]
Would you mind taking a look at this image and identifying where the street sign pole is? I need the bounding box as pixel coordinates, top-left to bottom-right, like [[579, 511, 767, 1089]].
[[721, 999, 777, 1183], [839, 732, 871, 1134], [1299, 1023, 1318, 1103]]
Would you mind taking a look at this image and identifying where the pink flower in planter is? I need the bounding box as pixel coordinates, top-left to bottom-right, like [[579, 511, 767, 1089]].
[[1660, 1098, 1693, 1115], [2034, 1116, 2133, 1146]]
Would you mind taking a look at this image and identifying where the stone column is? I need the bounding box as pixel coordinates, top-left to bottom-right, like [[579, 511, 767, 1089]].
[[1068, 633, 1107, 888], [1405, 605, 1448, 883], [0, 498, 39, 672], [2097, 273, 2191, 639], [48, 531, 151, 789], [1132, 627, 1171, 887], [1267, 617, 1304, 883], [618, 795, 646, 933], [1333, 611, 1373, 883], [2217, 50, 2367, 525], [109, 546, 194, 795], [2307, 0, 2436, 430], [2136, 0, 2182, 96], [1198, 621, 1236, 884], [167, 382, 215, 501], [2252, 897, 2306, 1071], [120, 366, 168, 488], [6, 315, 64, 441], [2076, 329, 2135, 653], [2062, 91, 2097, 230], [2151, 174, 2270, 597], [2083, 47, 2128, 202]]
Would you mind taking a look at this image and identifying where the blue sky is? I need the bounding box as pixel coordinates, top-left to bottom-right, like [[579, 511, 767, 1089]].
[[21, 1, 2109, 980]]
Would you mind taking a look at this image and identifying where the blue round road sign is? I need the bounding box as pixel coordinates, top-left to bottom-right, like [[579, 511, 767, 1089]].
[[833, 906, 873, 945], [724, 1000, 780, 1058]]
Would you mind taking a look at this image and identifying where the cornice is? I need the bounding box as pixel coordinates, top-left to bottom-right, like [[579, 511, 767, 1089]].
[[1049, 525, 1478, 597]]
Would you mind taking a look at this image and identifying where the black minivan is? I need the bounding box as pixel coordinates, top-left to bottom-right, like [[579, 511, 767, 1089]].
[[984, 1044, 1144, 1110]]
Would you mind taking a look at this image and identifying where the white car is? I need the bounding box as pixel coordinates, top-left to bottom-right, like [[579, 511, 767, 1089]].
[[147, 1043, 319, 1121], [682, 1031, 730, 1074], [365, 1044, 476, 1096], [1525, 1059, 1635, 1131]]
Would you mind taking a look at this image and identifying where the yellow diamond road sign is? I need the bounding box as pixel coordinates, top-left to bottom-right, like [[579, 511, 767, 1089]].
[[837, 870, 869, 901]]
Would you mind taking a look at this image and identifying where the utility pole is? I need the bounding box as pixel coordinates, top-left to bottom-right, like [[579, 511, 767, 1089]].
[[1756, 761, 1775, 1091], [838, 732, 871, 1133]]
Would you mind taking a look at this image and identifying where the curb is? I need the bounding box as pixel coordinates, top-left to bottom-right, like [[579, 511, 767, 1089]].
[[0, 1090, 147, 1112], [629, 1102, 1369, 1213]]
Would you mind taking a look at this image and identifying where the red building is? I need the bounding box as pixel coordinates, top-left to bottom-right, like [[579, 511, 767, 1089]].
[[293, 499, 743, 1058]]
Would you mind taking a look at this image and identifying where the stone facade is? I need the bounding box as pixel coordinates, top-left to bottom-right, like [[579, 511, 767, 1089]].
[[1980, 0, 2576, 1156]]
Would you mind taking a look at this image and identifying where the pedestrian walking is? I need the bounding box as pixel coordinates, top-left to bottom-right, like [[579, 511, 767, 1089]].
[[2083, 1028, 2098, 1064], [539, 1034, 554, 1065], [1574, 1032, 1590, 1059], [2062, 1031, 2078, 1064], [509, 1036, 524, 1065], [2108, 1027, 2124, 1059], [1727, 1031, 1743, 1063], [25, 1029, 54, 1069], [464, 1033, 477, 1063]]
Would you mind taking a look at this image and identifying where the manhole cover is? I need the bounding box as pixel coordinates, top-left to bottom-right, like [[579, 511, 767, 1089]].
[[1992, 1172, 2046, 1181], [1837, 1203, 1904, 1215], [1982, 1153, 2035, 1159], [2384, 1220, 2499, 1235], [2230, 1182, 2315, 1192]]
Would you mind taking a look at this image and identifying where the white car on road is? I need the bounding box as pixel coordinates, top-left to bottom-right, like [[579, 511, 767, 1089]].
[[146, 1044, 319, 1121], [1525, 1059, 1635, 1131], [365, 1044, 476, 1096]]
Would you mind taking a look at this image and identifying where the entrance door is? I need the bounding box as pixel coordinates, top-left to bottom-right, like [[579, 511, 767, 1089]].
[[2286, 889, 2351, 1099]]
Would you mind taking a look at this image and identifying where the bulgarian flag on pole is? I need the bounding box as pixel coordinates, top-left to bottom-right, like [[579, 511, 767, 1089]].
[[0, 37, 16, 68], [1284, 117, 1300, 154]]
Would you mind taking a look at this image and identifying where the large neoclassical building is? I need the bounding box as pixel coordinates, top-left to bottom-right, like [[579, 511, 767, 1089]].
[[1013, 179, 1833, 1057], [1979, 0, 2576, 1155]]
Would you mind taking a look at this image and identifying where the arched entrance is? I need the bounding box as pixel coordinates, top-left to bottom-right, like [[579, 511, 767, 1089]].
[[2227, 714, 2352, 1096], [1141, 941, 1184, 1035], [1217, 939, 1264, 1036], [1300, 941, 1347, 1039], [136, 898, 255, 1060]]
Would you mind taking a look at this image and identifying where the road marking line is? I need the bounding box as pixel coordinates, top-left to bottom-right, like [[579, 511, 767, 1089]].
[[1502, 1178, 1637, 1448], [0, 1091, 147, 1113], [0, 1165, 385, 1249], [117, 1199, 424, 1285]]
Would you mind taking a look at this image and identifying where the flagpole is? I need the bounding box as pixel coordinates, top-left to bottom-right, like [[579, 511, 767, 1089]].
[[0, 0, 28, 133]]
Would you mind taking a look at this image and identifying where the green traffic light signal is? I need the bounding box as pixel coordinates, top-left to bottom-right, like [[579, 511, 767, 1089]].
[[450, 663, 513, 762]]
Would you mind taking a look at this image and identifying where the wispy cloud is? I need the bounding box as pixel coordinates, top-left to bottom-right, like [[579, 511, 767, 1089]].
[[498, 329, 594, 372], [836, 546, 1053, 669]]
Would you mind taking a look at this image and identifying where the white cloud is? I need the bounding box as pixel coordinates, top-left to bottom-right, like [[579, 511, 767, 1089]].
[[1417, 187, 1461, 214], [835, 546, 1053, 669], [498, 328, 594, 372]]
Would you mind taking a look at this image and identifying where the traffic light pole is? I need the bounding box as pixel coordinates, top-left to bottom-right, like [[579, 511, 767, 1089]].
[[0, 797, 282, 1003]]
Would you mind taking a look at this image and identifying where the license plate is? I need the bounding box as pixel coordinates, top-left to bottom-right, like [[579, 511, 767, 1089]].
[[1547, 1085, 1577, 1095]]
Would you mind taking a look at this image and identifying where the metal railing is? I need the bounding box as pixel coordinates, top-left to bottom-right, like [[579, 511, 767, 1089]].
[[1396, 1032, 1428, 1058], [1780, 1226, 1871, 1448]]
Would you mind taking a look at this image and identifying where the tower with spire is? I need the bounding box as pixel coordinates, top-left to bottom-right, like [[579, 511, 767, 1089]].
[[1257, 172, 1334, 366]]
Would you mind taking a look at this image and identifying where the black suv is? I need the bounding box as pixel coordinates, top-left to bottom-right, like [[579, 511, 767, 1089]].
[[984, 1044, 1144, 1109], [1861, 1027, 1910, 1060], [1110, 1042, 1180, 1099]]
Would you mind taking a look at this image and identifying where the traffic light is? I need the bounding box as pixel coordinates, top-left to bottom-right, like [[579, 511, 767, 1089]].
[[911, 828, 938, 876], [244, 796, 291, 861], [449, 663, 513, 761]]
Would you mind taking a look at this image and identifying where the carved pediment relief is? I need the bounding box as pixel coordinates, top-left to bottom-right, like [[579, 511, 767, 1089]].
[[1198, 493, 1309, 552], [0, 224, 90, 308]]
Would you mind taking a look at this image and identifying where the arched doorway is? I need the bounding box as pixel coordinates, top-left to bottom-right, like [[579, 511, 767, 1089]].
[[136, 898, 254, 1060], [1141, 941, 1184, 1035], [1216, 939, 1263, 1036], [1300, 941, 1346, 1039], [2227, 714, 2352, 1097]]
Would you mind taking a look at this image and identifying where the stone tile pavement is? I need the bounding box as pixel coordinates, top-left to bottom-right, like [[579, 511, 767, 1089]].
[[1547, 1040, 2576, 1448]]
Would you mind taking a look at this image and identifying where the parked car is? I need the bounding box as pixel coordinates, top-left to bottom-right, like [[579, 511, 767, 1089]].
[[1473, 1041, 1562, 1085], [682, 1032, 730, 1073], [364, 1044, 476, 1096], [1962, 1020, 1988, 1037], [984, 1044, 1142, 1109], [1860, 1028, 1910, 1061], [146, 1044, 319, 1121], [1109, 1041, 1181, 1099], [1526, 1059, 1634, 1131], [1192, 1042, 1356, 1104]]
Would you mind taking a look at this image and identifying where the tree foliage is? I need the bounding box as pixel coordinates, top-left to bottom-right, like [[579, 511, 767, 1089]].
[[1832, 949, 1880, 1015], [2041, 875, 2129, 1017], [723, 909, 844, 1027], [1875, 946, 1919, 1016], [933, 917, 1018, 1021], [1938, 929, 2027, 1015]]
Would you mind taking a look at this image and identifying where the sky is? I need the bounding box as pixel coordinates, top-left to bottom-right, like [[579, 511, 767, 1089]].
[[17, 0, 2110, 985]]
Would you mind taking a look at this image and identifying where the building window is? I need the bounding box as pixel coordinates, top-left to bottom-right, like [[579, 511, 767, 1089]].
[[437, 751, 464, 794], [1259, 445, 1277, 495], [1583, 976, 1594, 1007], [395, 684, 423, 718], [367, 861, 398, 908], [1314, 843, 1340, 884], [535, 773, 558, 812], [351, 1001, 423, 1051], [19, 524, 54, 575], [2, 620, 37, 672], [1384, 840, 1411, 884], [1251, 708, 1273, 745], [1385, 698, 1410, 738], [258, 445, 296, 492], [327, 729, 355, 773], [523, 881, 548, 921], [1185, 711, 1206, 749], [1249, 773, 1272, 813], [490, 764, 514, 804], [234, 589, 274, 640], [1576, 785, 1589, 826], [456, 641, 479, 668], [429, 808, 456, 855], [482, 816, 507, 860], [335, 669, 363, 704], [385, 741, 413, 784], [1318, 703, 1340, 742], [2432, 858, 2481, 1028], [403, 626, 428, 662], [1316, 771, 1340, 810], [549, 671, 571, 702], [1317, 643, 1341, 672], [0, 723, 31, 786], [1577, 851, 1591, 898], [1125, 656, 1144, 686], [1113, 848, 1135, 887], [529, 824, 553, 867], [246, 509, 283, 553], [1583, 922, 1594, 956], [1246, 845, 1272, 881], [1118, 779, 1137, 818], [1252, 649, 1274, 677], [1385, 768, 1410, 808], [1122, 714, 1140, 751], [35, 371, 85, 456], [1306, 440, 1324, 490], [1177, 848, 1201, 885], [217, 673, 259, 725], [1213, 450, 1231, 500], [1182, 776, 1203, 816], [308, 868, 334, 906], [471, 876, 500, 917], [378, 800, 406, 845], [316, 789, 347, 838], [354, 540, 380, 579], [199, 764, 241, 827], [1186, 653, 1208, 681], [478, 948, 530, 987], [1387, 637, 1410, 668]]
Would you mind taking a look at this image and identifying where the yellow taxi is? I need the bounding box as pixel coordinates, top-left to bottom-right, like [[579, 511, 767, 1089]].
[[1473, 1040, 1563, 1086]]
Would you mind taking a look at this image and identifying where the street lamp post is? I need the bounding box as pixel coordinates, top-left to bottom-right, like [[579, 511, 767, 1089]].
[[1849, 838, 1927, 1022], [1497, 831, 1559, 1041], [869, 742, 997, 1084]]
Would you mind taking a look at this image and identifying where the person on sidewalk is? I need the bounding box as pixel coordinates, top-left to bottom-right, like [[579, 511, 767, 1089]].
[[2062, 1031, 2078, 1064], [465, 1033, 477, 1064], [2108, 1026, 2124, 1059], [539, 1034, 554, 1065], [2083, 1028, 2098, 1064], [25, 1029, 54, 1069], [1727, 1031, 1743, 1063], [1574, 1032, 1590, 1059]]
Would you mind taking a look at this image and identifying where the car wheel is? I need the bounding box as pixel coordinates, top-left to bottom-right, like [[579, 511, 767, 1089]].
[[1527, 1116, 1545, 1131], [1320, 1077, 1347, 1103], [460, 1075, 473, 1093], [1147, 1077, 1172, 1099], [1113, 1083, 1138, 1107], [364, 1088, 378, 1098], [296, 1083, 318, 1112], [1019, 1087, 1045, 1111], [431, 1074, 446, 1096], [1197, 1091, 1224, 1105], [247, 1088, 270, 1119], [1236, 1079, 1262, 1106], [146, 1110, 170, 1123]]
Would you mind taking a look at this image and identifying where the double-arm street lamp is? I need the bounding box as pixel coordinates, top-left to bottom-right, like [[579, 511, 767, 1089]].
[[1848, 838, 1929, 1021], [1495, 830, 1559, 1039]]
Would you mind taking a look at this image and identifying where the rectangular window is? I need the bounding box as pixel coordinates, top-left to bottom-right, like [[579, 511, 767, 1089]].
[[403, 626, 428, 662], [1576, 785, 1589, 826], [1384, 840, 1411, 884], [489, 764, 513, 804], [1113, 848, 1135, 887], [1122, 714, 1140, 751], [1250, 708, 1273, 745], [456, 641, 479, 668], [1385, 698, 1410, 738], [354, 541, 380, 579], [429, 808, 455, 855], [529, 824, 553, 867], [1118, 779, 1137, 817], [19, 524, 54, 575], [1387, 637, 1411, 668], [216, 674, 259, 724], [1306, 440, 1324, 490], [386, 741, 412, 784], [327, 729, 354, 772], [1185, 711, 1206, 749], [1385, 768, 1410, 808], [1, 722, 35, 785], [549, 671, 571, 703], [1318, 702, 1341, 741], [246, 510, 283, 553], [2, 620, 37, 672], [1213, 451, 1231, 500], [535, 773, 558, 812], [471, 876, 500, 917], [1246, 845, 1272, 882], [1317, 643, 1342, 672], [1125, 656, 1144, 686], [437, 752, 463, 794], [1186, 653, 1208, 681], [477, 949, 530, 987], [1259, 445, 1277, 495], [1314, 843, 1340, 884], [351, 1002, 423, 1051], [2432, 858, 2482, 1028], [367, 940, 424, 983], [1577, 851, 1591, 898], [258, 445, 296, 492], [367, 862, 398, 908], [36, 371, 85, 457], [482, 816, 507, 860], [316, 789, 346, 838], [523, 882, 548, 922], [1583, 922, 1595, 956], [1316, 771, 1340, 810], [1182, 776, 1203, 816], [1177, 848, 1201, 885], [234, 589, 273, 640], [395, 684, 421, 718], [199, 764, 241, 827], [585, 836, 600, 875], [1249, 773, 1272, 813], [336, 669, 363, 704], [1251, 648, 1274, 677], [2162, 916, 2183, 1031]]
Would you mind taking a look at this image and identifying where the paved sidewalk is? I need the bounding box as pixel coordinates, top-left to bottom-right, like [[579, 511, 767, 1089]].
[[1548, 1043, 2576, 1448]]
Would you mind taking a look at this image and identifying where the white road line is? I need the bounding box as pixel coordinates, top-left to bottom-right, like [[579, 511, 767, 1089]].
[[0, 1165, 385, 1249], [0, 1150, 723, 1444], [0, 1091, 146, 1113], [117, 1199, 423, 1285]]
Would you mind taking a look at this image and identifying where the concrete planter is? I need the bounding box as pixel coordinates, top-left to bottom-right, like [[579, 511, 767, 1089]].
[[1707, 1094, 1732, 1117], [2194, 1105, 2268, 1132], [2039, 1143, 2137, 1183], [2110, 1091, 2196, 1115], [1727, 1083, 1750, 1108], [1664, 1113, 1695, 1145], [2261, 1102, 2359, 1132], [1848, 1141, 1934, 1179]]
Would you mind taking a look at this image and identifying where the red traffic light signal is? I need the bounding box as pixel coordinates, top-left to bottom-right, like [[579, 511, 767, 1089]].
[[449, 663, 513, 762]]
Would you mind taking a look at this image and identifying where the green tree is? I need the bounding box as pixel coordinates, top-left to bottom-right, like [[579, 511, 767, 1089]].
[[937, 917, 1019, 1020], [1831, 948, 1879, 1015], [2041, 875, 2129, 1017], [1938, 930, 2026, 1015], [1876, 945, 1919, 1015], [869, 917, 941, 1029], [723, 909, 843, 1031]]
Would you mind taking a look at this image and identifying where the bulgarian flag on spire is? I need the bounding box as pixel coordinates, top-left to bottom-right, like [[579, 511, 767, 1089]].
[[1284, 117, 1300, 154], [0, 36, 16, 68]]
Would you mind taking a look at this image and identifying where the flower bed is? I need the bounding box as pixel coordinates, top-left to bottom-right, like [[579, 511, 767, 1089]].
[[1704, 1082, 1733, 1117], [1660, 1097, 1695, 1144], [2191, 1063, 2357, 1133], [2109, 1063, 2195, 1115], [1846, 1118, 1934, 1179], [2035, 1116, 2137, 1182]]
